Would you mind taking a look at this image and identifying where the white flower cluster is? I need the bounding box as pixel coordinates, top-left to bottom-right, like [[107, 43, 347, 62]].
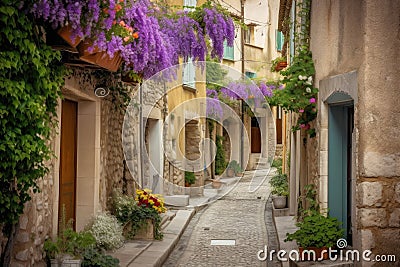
[[87, 212, 124, 251], [298, 75, 313, 85]]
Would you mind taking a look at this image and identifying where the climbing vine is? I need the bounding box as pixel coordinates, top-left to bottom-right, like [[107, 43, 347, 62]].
[[0, 0, 65, 253], [269, 0, 318, 137]]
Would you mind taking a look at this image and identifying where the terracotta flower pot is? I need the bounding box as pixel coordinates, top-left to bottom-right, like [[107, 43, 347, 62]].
[[77, 40, 122, 72], [226, 168, 235, 177], [57, 25, 82, 48], [299, 246, 329, 261], [212, 179, 222, 189], [275, 61, 288, 71]]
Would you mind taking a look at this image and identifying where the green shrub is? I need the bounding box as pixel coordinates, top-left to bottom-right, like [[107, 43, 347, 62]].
[[82, 248, 119, 267], [227, 160, 242, 174], [215, 135, 227, 175], [269, 173, 288, 196], [44, 228, 96, 260], [184, 171, 196, 185], [112, 193, 163, 240], [285, 213, 343, 248]]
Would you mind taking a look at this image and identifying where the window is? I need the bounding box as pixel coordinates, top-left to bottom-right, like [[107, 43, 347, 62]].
[[223, 40, 234, 60], [245, 71, 256, 79], [183, 57, 195, 89], [244, 25, 254, 44], [183, 0, 196, 10], [276, 30, 284, 51]]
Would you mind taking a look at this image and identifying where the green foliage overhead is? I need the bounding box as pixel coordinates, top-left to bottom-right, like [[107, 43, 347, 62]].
[[0, 3, 64, 227]]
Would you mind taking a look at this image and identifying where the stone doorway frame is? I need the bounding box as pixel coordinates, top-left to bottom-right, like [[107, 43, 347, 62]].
[[52, 86, 101, 235], [318, 70, 358, 242]]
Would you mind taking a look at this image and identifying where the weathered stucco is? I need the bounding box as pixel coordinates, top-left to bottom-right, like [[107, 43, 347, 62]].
[[310, 0, 400, 261]]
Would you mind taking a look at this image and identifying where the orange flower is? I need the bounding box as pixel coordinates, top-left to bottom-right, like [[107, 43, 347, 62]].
[[103, 8, 108, 14], [124, 36, 130, 42], [112, 20, 117, 25], [115, 4, 122, 12], [119, 20, 125, 27], [132, 32, 139, 39]]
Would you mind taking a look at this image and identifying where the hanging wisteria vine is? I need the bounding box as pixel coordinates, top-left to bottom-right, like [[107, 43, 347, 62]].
[[29, 0, 235, 78]]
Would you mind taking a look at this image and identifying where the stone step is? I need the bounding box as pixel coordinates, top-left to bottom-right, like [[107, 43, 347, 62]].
[[160, 210, 176, 230]]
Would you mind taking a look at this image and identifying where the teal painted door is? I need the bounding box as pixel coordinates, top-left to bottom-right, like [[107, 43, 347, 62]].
[[328, 104, 353, 241]]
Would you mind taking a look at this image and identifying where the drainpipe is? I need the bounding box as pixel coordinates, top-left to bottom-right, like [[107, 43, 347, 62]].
[[139, 82, 144, 188], [240, 0, 245, 170]]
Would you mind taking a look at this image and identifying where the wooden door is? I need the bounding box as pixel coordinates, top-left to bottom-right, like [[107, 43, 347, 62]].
[[59, 99, 77, 229], [251, 117, 261, 153], [328, 104, 353, 241]]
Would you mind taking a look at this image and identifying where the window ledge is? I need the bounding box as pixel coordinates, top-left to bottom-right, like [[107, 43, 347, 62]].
[[223, 58, 235, 63], [183, 84, 197, 93], [244, 43, 264, 50]]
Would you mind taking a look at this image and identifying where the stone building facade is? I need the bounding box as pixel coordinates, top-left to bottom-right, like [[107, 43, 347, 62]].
[[0, 67, 139, 266], [279, 0, 400, 264]]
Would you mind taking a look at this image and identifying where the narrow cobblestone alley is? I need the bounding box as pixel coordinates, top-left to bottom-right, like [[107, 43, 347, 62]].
[[163, 170, 273, 267]]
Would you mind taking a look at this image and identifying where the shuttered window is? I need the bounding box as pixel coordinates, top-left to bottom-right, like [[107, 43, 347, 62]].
[[223, 40, 234, 60], [184, 0, 196, 10], [183, 57, 195, 89], [276, 30, 284, 51]]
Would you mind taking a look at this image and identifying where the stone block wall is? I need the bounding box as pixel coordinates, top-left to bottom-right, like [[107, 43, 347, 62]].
[[356, 178, 400, 264]]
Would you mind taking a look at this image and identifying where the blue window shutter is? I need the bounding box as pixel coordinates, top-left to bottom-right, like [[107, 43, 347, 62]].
[[245, 71, 256, 79], [223, 40, 234, 60], [276, 30, 284, 51]]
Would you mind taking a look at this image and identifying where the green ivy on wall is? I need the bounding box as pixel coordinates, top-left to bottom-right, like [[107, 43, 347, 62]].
[[0, 0, 64, 253], [269, 0, 318, 137]]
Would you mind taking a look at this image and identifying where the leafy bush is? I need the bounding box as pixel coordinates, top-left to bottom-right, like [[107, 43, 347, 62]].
[[185, 171, 196, 185], [215, 135, 227, 175], [82, 248, 119, 267], [285, 213, 343, 248], [86, 212, 124, 251], [44, 229, 96, 260], [112, 192, 164, 240], [227, 160, 243, 174], [269, 173, 289, 196]]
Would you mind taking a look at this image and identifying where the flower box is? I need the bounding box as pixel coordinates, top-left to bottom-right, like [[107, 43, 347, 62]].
[[134, 219, 154, 240], [57, 25, 82, 48], [77, 41, 122, 72], [275, 61, 288, 71]]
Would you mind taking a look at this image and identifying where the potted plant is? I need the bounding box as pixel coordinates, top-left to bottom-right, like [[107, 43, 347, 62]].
[[185, 171, 196, 187], [44, 228, 96, 267], [270, 56, 287, 72], [285, 213, 344, 261], [269, 172, 289, 208], [112, 189, 167, 241], [226, 160, 242, 177]]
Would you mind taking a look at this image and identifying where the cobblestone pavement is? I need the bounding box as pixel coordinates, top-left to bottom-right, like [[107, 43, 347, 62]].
[[163, 170, 274, 267]]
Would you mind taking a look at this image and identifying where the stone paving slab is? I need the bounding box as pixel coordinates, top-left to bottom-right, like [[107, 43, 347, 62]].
[[110, 209, 194, 267], [128, 209, 195, 267]]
